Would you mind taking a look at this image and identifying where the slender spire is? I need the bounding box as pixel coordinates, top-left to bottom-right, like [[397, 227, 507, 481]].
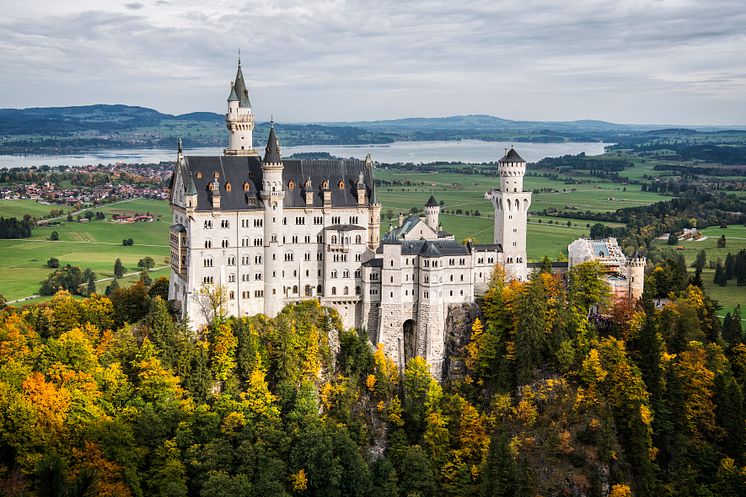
[[229, 54, 251, 108], [264, 121, 282, 164], [177, 137, 183, 155]]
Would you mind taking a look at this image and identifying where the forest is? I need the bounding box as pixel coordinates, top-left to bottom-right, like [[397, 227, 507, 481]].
[[0, 258, 744, 497]]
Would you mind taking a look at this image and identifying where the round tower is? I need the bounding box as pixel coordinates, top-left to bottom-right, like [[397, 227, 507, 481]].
[[261, 123, 285, 317], [486, 147, 532, 281], [627, 256, 646, 301], [424, 195, 440, 233], [225, 56, 257, 156]]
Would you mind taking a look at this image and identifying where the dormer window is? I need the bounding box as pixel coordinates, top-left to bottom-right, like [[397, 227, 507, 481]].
[[207, 182, 214, 191], [196, 171, 203, 179], [322, 180, 329, 190], [243, 182, 250, 192], [213, 172, 220, 179], [288, 180, 295, 190], [225, 182, 232, 192], [338, 180, 345, 189]]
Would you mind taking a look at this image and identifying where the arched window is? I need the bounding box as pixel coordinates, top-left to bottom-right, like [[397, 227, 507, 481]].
[[204, 240, 212, 248], [322, 180, 329, 189], [331, 287, 337, 295], [288, 180, 295, 190], [355, 286, 361, 295], [317, 284, 323, 294], [331, 235, 338, 244], [243, 182, 250, 191], [293, 285, 298, 294], [338, 180, 345, 189], [355, 234, 362, 244], [196, 171, 203, 179], [225, 182, 232, 192], [343, 286, 349, 295]]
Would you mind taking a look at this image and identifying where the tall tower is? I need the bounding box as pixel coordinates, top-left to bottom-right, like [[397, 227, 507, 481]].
[[261, 124, 285, 316], [225, 55, 257, 156], [424, 195, 440, 232], [487, 148, 532, 280]]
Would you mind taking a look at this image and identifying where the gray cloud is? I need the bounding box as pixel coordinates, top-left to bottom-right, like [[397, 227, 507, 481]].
[[124, 2, 144, 10], [0, 0, 744, 124]]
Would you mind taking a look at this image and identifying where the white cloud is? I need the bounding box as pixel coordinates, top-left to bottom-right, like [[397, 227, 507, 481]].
[[0, 0, 744, 124]]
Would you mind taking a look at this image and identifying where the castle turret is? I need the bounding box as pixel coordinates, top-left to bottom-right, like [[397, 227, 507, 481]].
[[424, 195, 440, 232], [486, 147, 532, 280], [627, 255, 646, 301], [261, 123, 285, 316], [225, 55, 257, 156]]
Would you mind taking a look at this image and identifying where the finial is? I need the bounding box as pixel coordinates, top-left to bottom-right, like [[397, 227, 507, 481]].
[[238, 48, 241, 67], [177, 137, 183, 154], [270, 114, 274, 127]]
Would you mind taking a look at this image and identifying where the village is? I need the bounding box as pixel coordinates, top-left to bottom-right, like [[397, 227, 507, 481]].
[[0, 162, 171, 211]]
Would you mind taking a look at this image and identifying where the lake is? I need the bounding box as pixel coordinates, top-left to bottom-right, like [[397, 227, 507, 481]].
[[0, 140, 611, 168]]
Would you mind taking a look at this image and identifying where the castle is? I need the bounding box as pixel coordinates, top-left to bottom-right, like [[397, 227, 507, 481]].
[[167, 61, 642, 377]]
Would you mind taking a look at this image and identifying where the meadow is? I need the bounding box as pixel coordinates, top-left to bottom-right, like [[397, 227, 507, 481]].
[[651, 225, 746, 315], [0, 198, 171, 301]]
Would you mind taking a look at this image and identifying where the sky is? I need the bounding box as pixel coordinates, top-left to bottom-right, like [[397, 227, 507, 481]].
[[1, 0, 745, 125]]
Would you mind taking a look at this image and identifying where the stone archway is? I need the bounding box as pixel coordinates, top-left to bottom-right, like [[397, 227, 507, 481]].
[[403, 319, 417, 364]]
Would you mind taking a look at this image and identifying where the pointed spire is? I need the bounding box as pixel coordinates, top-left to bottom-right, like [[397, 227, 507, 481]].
[[425, 195, 439, 207], [177, 137, 183, 155], [264, 121, 282, 164], [229, 54, 251, 108]]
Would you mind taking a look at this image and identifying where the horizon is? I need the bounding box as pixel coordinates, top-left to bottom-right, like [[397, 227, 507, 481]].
[[1, 1, 745, 126], [4, 103, 746, 130]]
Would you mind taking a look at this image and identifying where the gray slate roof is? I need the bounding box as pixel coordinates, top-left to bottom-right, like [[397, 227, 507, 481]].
[[230, 63, 252, 108], [425, 195, 439, 207], [180, 155, 374, 211], [500, 148, 524, 163], [264, 126, 281, 164]]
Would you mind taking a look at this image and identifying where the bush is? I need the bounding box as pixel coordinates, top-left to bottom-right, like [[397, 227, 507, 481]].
[[47, 257, 60, 268], [49, 231, 59, 241], [122, 238, 134, 246]]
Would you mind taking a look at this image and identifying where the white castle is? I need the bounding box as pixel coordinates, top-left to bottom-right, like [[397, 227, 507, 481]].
[[168, 61, 641, 377]]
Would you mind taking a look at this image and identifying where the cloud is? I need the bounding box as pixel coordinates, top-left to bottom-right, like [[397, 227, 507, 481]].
[[0, 0, 744, 124]]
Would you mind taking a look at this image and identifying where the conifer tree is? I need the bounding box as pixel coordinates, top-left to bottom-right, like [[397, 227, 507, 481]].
[[714, 262, 727, 286], [722, 305, 743, 346], [113, 258, 125, 279]]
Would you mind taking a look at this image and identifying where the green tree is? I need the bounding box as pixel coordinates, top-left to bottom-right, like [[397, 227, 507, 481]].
[[714, 262, 728, 286], [398, 445, 435, 497], [722, 305, 743, 346], [718, 234, 727, 248], [138, 256, 155, 270], [47, 257, 60, 268], [480, 431, 516, 497], [113, 258, 125, 279], [667, 232, 678, 245], [49, 231, 59, 241]]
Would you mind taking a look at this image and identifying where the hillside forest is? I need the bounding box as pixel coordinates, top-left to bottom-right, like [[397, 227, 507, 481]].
[[0, 258, 744, 497]]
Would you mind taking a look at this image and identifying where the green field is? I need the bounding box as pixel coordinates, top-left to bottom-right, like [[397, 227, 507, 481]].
[[0, 199, 64, 219], [652, 225, 746, 315], [0, 199, 170, 301]]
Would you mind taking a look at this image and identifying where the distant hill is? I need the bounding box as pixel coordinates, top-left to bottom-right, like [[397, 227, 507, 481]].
[[1, 104, 744, 154]]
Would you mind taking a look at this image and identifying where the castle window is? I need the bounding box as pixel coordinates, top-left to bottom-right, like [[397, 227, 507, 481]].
[[288, 180, 295, 190], [228, 274, 235, 282], [196, 171, 203, 179], [304, 252, 311, 261], [221, 239, 229, 248], [243, 182, 250, 192], [204, 240, 212, 248], [355, 254, 361, 262], [204, 220, 213, 229], [213, 172, 220, 179], [331, 287, 337, 295], [255, 273, 262, 281], [355, 269, 361, 278], [254, 219, 263, 227], [317, 285, 323, 294], [331, 235, 338, 244], [338, 180, 345, 189], [450, 290, 453, 296], [356, 286, 361, 295], [228, 256, 236, 266], [343, 286, 349, 295], [203, 257, 213, 267], [292, 235, 298, 244], [343, 269, 350, 278], [355, 234, 362, 244], [322, 180, 329, 189], [225, 182, 232, 192], [255, 255, 262, 264]]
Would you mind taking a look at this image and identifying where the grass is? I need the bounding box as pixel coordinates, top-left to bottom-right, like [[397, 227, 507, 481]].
[[0, 199, 170, 301], [652, 225, 746, 315], [0, 199, 63, 219]]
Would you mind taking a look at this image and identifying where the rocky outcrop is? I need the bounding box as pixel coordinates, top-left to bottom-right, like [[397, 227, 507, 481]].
[[442, 302, 481, 382]]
